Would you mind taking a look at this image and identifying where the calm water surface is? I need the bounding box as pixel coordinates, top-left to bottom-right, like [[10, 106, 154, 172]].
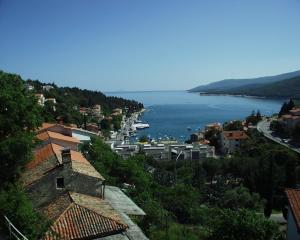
[[106, 91, 284, 141]]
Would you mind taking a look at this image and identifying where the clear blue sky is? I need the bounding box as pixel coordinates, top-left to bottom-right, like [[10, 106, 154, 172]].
[[1, 0, 300, 91]]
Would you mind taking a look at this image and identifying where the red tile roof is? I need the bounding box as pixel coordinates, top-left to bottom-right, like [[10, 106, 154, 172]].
[[38, 123, 56, 131], [223, 131, 248, 140], [290, 108, 300, 114], [22, 143, 104, 186], [281, 114, 300, 120], [22, 144, 61, 186], [286, 189, 300, 230], [42, 192, 127, 240], [36, 131, 81, 144]]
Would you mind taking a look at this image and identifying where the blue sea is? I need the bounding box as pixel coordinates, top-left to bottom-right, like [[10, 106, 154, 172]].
[[106, 91, 284, 142]]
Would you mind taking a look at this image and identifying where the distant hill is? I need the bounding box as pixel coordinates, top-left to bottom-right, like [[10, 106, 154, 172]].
[[189, 69, 300, 93], [224, 76, 300, 98]]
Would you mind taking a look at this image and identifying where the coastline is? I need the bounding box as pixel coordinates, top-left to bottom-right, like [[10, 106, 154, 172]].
[[197, 92, 287, 100]]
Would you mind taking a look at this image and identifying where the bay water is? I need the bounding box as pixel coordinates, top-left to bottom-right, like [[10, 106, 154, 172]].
[[106, 91, 283, 142]]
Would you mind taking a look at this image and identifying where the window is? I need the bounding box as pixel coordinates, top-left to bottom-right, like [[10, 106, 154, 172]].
[[56, 177, 64, 189]]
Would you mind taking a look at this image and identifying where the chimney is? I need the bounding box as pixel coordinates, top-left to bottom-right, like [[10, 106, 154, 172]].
[[61, 148, 71, 164]]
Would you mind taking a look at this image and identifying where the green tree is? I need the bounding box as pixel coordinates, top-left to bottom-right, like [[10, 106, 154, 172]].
[[221, 186, 263, 210], [204, 208, 282, 240], [279, 99, 294, 117], [256, 110, 262, 121], [204, 128, 221, 151], [100, 118, 111, 130], [287, 99, 295, 111], [202, 158, 221, 185], [0, 184, 49, 239], [223, 120, 243, 131], [0, 71, 42, 184]]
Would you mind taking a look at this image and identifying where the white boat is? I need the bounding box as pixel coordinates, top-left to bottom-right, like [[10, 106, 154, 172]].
[[132, 123, 150, 129]]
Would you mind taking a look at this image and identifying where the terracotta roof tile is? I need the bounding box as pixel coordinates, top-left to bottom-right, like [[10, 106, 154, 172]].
[[36, 131, 81, 144], [38, 123, 56, 132], [23, 142, 104, 185], [42, 192, 127, 240], [286, 189, 300, 230], [290, 108, 300, 114], [281, 114, 300, 120], [22, 144, 61, 186], [223, 131, 248, 140], [51, 144, 104, 180]]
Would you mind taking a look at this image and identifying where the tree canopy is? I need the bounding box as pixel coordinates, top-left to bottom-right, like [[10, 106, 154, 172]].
[[0, 71, 42, 184]]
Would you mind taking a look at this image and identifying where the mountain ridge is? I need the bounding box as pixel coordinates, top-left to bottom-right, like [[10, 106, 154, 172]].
[[189, 69, 300, 92]]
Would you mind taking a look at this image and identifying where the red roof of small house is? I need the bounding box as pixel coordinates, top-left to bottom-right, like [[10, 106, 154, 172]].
[[22, 143, 104, 186], [36, 131, 81, 144], [37, 123, 56, 132], [286, 189, 300, 230], [42, 192, 128, 240], [281, 114, 300, 120], [223, 131, 248, 140], [290, 108, 300, 114], [37, 123, 73, 135]]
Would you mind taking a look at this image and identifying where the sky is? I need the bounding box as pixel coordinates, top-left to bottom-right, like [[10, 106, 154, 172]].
[[1, 0, 300, 91]]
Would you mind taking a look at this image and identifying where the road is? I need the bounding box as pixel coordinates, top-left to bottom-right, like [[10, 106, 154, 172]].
[[257, 119, 300, 154]]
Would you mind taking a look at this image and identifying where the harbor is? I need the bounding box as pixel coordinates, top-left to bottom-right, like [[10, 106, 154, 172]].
[[114, 108, 149, 141]]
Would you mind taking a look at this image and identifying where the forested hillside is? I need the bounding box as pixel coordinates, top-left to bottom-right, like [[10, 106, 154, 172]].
[[224, 76, 300, 98], [28, 80, 142, 112], [189, 69, 300, 92]]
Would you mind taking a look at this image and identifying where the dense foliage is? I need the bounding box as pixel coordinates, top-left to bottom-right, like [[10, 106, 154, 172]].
[[0, 71, 42, 184], [0, 184, 49, 239], [279, 99, 295, 117], [203, 208, 281, 240], [223, 120, 243, 131], [83, 136, 283, 239], [246, 110, 262, 125], [224, 130, 298, 216], [0, 71, 48, 238], [194, 75, 300, 98], [226, 76, 300, 98]]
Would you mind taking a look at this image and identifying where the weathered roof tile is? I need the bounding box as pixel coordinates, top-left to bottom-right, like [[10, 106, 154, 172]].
[[286, 189, 300, 230], [42, 192, 127, 240]]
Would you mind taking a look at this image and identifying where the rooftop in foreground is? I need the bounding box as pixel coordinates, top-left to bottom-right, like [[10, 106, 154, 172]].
[[41, 192, 128, 240]]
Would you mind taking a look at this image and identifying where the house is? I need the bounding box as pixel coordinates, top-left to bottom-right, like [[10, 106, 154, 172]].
[[280, 108, 300, 133], [23, 122, 149, 239], [168, 144, 215, 161], [45, 98, 56, 111], [190, 132, 205, 143], [220, 130, 248, 154], [79, 107, 88, 115], [286, 189, 300, 240], [36, 130, 81, 150], [41, 192, 128, 240], [21, 124, 148, 240], [86, 123, 100, 133], [22, 143, 105, 207], [92, 104, 101, 116], [114, 144, 140, 159], [38, 123, 73, 136], [71, 127, 100, 142], [35, 93, 45, 106], [42, 85, 54, 91], [112, 108, 123, 116], [124, 143, 216, 161], [25, 83, 34, 91], [205, 122, 222, 132]]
